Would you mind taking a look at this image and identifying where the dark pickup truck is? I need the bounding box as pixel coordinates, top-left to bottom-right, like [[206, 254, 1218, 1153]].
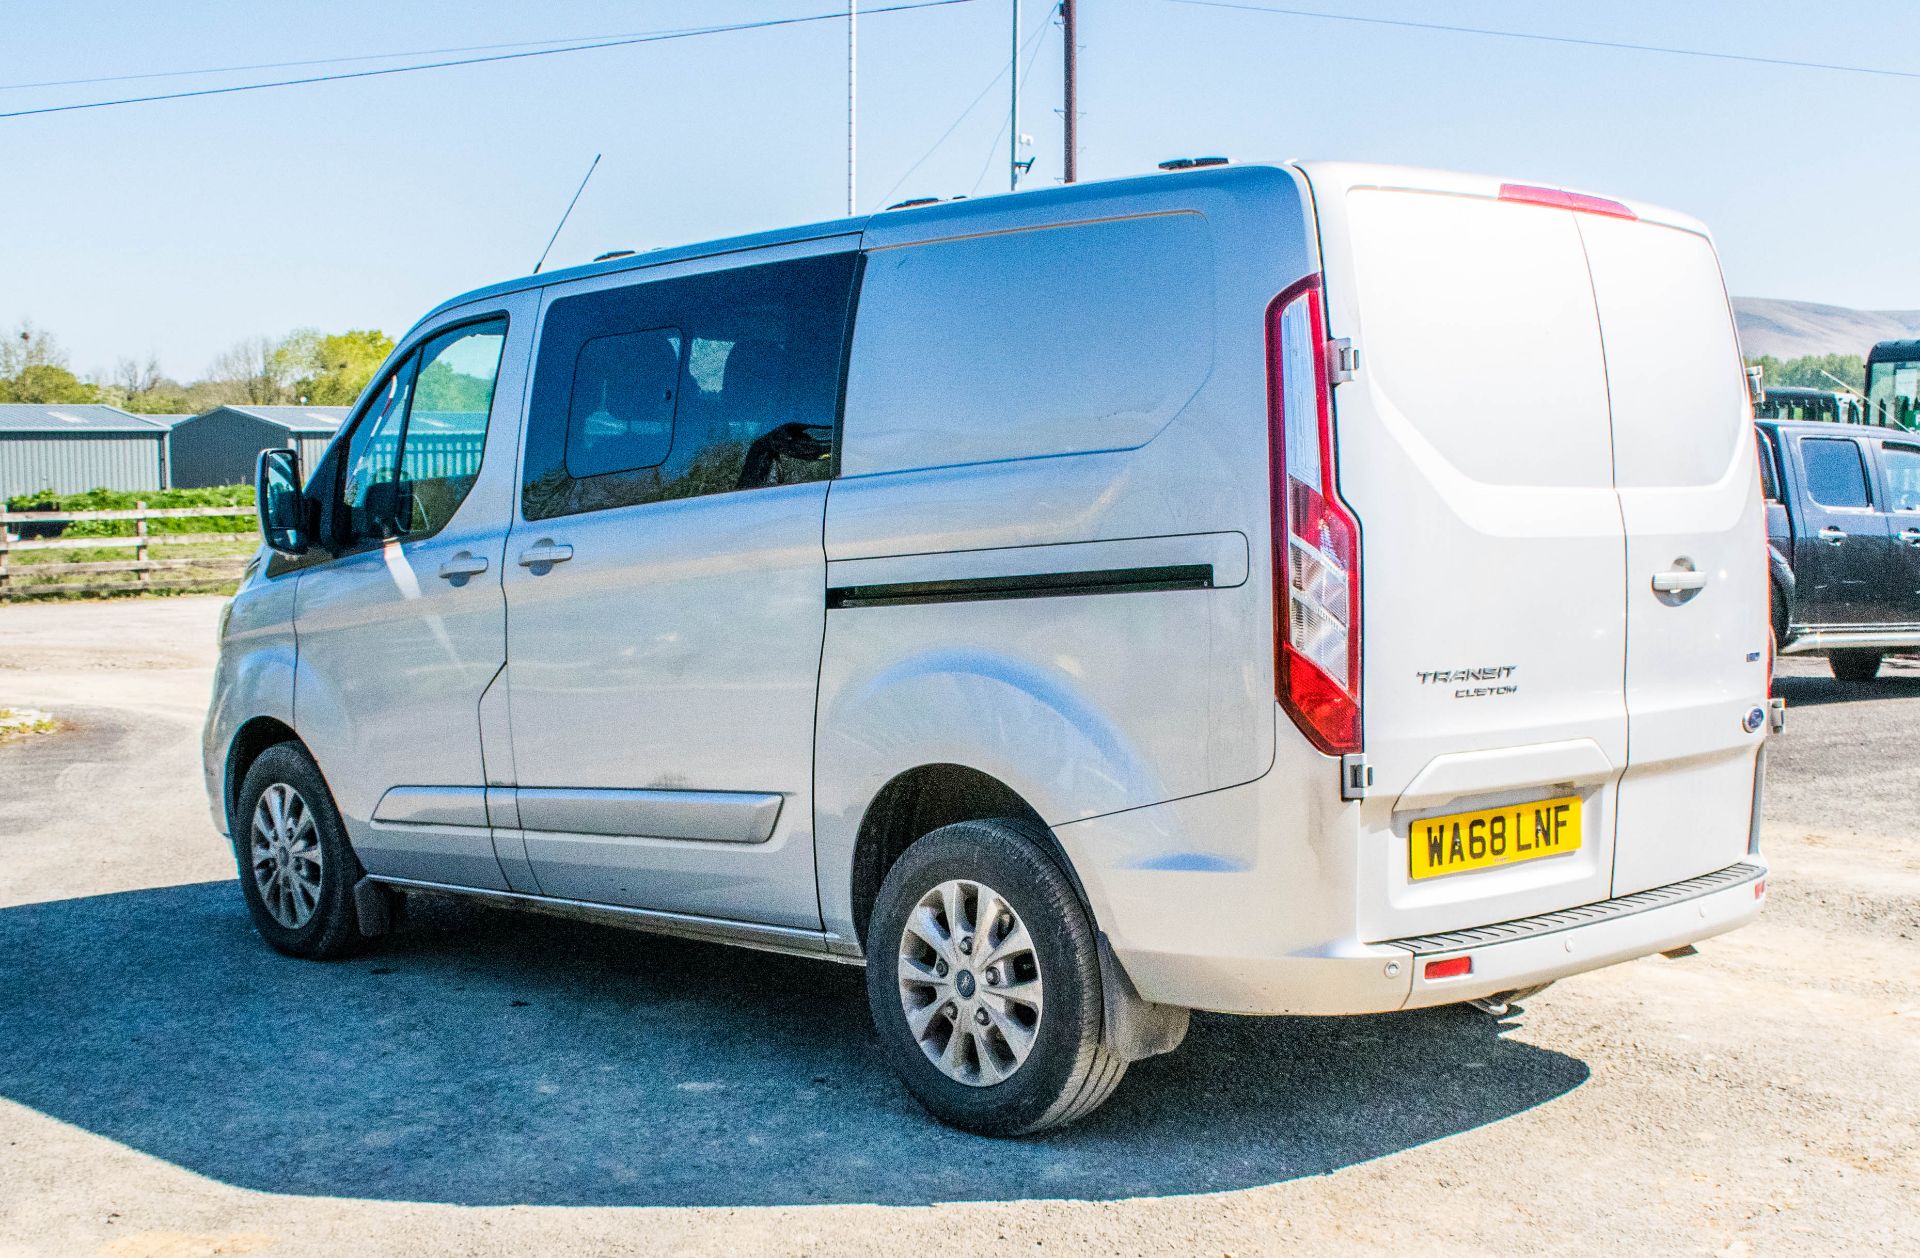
[[1759, 418, 1920, 679]]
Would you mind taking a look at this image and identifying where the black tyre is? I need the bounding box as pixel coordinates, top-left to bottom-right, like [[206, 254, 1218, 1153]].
[[865, 818, 1125, 1136], [232, 742, 374, 960], [1830, 649, 1883, 682]]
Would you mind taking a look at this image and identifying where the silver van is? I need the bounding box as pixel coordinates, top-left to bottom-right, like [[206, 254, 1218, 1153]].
[[210, 162, 1774, 1134]]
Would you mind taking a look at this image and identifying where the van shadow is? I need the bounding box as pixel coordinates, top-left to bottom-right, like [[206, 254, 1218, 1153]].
[[0, 881, 1588, 1207]]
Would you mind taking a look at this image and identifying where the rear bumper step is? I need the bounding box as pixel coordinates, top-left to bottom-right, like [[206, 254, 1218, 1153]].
[[1385, 861, 1764, 956]]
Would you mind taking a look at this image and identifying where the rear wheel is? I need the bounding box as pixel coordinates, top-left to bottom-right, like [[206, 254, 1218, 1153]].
[[865, 818, 1125, 1136], [1830, 649, 1883, 682], [234, 743, 376, 960]]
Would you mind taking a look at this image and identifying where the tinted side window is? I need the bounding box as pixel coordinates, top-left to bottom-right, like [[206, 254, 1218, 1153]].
[[1801, 437, 1871, 509], [524, 252, 858, 521], [567, 328, 681, 478], [1881, 443, 1920, 513]]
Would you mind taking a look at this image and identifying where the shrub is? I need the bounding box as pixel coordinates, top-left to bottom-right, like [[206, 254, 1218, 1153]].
[[4, 485, 255, 537]]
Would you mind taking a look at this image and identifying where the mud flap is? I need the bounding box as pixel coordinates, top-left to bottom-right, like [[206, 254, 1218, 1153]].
[[1097, 932, 1190, 1062], [353, 876, 393, 937]]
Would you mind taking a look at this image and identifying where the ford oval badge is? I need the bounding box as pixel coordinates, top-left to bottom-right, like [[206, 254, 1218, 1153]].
[[1743, 706, 1766, 733]]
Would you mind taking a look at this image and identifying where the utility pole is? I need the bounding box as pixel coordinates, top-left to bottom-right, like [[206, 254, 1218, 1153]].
[[1009, 0, 1021, 191], [847, 1, 858, 215], [1061, 0, 1077, 182]]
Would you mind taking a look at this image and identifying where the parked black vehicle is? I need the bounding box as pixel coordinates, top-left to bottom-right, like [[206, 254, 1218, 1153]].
[[1758, 419, 1920, 680]]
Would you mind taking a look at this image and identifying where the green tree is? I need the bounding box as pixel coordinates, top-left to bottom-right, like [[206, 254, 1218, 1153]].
[[0, 319, 99, 402], [0, 363, 100, 403], [292, 329, 395, 405], [1746, 353, 1866, 393]]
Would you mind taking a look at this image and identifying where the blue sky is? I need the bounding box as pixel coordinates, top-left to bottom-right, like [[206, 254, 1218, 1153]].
[[2, 1, 1914, 378]]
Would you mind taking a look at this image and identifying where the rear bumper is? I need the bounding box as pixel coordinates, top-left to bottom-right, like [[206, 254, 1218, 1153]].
[[1090, 859, 1766, 1015], [1392, 860, 1765, 1010], [1090, 857, 1765, 1016], [1053, 731, 1769, 1015]]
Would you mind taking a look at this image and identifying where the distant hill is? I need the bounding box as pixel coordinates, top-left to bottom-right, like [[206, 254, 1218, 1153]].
[[1732, 298, 1920, 359]]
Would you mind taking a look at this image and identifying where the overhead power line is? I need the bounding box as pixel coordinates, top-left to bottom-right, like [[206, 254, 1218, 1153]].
[[872, 8, 1052, 212], [0, 0, 979, 121], [969, 8, 1054, 195], [0, 26, 708, 92], [1174, 1, 1920, 82]]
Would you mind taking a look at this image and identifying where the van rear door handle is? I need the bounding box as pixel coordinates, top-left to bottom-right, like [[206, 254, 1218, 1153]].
[[436, 552, 489, 580], [1900, 528, 1920, 546], [1819, 526, 1847, 545], [517, 541, 574, 568], [1651, 570, 1709, 593]]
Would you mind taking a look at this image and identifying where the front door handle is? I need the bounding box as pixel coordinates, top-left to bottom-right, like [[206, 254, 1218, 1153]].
[[436, 552, 489, 581], [517, 540, 574, 569], [1651, 570, 1709, 594], [1819, 526, 1848, 545]]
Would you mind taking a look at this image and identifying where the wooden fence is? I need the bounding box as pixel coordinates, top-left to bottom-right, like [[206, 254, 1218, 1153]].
[[0, 503, 255, 601]]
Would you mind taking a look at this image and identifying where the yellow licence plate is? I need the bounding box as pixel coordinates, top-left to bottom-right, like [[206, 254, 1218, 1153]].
[[1409, 795, 1582, 881]]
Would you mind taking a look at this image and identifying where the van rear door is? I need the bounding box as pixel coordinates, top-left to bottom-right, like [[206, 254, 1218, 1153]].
[[1305, 167, 1632, 943], [1577, 213, 1769, 895]]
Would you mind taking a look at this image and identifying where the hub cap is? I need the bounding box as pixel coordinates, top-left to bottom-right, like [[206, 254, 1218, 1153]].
[[896, 878, 1045, 1087], [250, 782, 323, 929]]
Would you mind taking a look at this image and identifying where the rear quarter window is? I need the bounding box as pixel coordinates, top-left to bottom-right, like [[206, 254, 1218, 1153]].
[[839, 213, 1215, 477]]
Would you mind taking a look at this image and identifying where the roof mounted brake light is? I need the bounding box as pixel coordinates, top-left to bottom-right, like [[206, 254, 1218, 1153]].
[[1498, 183, 1637, 220]]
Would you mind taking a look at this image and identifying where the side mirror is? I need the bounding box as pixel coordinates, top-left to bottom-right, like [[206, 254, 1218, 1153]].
[[256, 448, 308, 555], [1745, 364, 1765, 407]]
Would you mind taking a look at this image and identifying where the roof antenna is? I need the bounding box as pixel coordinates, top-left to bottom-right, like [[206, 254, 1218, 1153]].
[[533, 153, 602, 274]]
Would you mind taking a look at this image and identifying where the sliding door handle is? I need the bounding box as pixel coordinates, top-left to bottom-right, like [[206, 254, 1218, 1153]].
[[1900, 528, 1920, 546], [1818, 526, 1847, 545], [517, 540, 574, 569]]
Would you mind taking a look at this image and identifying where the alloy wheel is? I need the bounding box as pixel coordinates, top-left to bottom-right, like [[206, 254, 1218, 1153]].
[[896, 878, 1046, 1087], [250, 782, 323, 929]]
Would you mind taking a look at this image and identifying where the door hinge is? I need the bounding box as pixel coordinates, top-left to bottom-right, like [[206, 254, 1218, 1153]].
[[1327, 338, 1359, 385], [1340, 753, 1373, 801], [1768, 697, 1787, 735]]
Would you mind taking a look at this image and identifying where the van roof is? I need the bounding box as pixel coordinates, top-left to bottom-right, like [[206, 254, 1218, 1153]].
[[1291, 161, 1711, 238], [420, 160, 1707, 326]]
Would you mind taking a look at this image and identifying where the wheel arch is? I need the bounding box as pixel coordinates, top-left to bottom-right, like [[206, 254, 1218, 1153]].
[[225, 716, 304, 836], [847, 763, 1094, 951]]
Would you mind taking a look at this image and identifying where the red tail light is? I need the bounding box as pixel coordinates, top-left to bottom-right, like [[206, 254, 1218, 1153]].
[[1266, 275, 1362, 756], [1498, 182, 1637, 220]]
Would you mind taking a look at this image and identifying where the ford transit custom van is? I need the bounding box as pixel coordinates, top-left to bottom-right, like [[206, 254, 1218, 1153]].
[[211, 162, 1775, 1135]]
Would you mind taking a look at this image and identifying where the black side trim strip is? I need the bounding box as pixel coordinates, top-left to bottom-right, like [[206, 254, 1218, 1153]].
[[827, 563, 1214, 610]]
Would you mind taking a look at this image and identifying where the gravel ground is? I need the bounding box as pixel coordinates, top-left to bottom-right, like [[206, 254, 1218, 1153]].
[[0, 597, 1914, 1257]]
